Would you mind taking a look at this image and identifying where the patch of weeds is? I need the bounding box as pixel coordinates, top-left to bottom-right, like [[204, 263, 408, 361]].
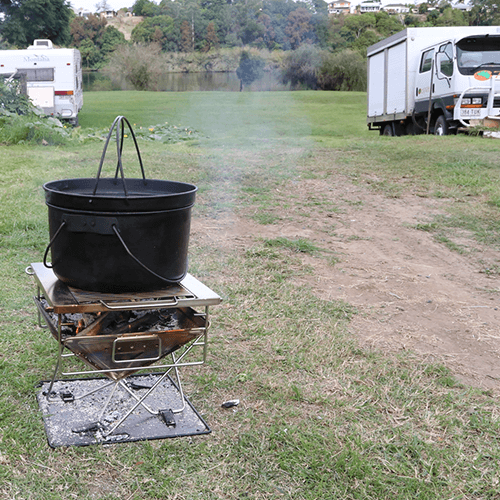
[[487, 196, 500, 208], [414, 222, 438, 232], [263, 237, 321, 255], [438, 374, 461, 388], [85, 122, 201, 144], [479, 263, 500, 276], [435, 234, 467, 254], [251, 212, 280, 225], [342, 198, 364, 207], [346, 234, 371, 241], [328, 255, 342, 266]]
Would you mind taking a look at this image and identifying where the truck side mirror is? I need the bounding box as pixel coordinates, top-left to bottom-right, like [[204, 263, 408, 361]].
[[436, 52, 453, 78]]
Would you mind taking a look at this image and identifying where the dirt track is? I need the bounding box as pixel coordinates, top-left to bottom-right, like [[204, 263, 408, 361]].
[[193, 170, 500, 393]]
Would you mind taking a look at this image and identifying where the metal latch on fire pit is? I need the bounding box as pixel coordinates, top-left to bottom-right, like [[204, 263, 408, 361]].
[[160, 409, 176, 427], [60, 390, 74, 402]]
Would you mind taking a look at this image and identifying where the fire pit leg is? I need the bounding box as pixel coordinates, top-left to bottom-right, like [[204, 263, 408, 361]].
[[72, 379, 117, 401], [119, 380, 158, 415], [98, 380, 120, 423], [45, 314, 64, 400], [169, 352, 186, 414]]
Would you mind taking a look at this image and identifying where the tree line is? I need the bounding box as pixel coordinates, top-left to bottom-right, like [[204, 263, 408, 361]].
[[1, 0, 500, 92]]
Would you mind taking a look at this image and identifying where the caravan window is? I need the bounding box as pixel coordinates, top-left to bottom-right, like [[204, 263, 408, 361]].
[[420, 49, 435, 73], [17, 68, 54, 82]]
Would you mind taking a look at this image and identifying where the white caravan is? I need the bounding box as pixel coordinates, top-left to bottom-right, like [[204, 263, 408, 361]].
[[367, 27, 500, 135], [0, 39, 83, 125]]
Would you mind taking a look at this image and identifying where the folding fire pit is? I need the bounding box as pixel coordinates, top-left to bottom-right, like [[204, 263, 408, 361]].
[[30, 263, 221, 447], [28, 117, 221, 447]]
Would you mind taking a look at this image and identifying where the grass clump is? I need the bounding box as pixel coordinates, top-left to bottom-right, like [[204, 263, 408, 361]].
[[263, 236, 321, 255]]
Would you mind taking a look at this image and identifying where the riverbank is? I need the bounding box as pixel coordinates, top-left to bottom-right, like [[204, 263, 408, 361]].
[[162, 47, 285, 73]]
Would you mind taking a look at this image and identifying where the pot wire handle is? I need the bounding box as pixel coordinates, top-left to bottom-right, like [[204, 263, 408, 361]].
[[93, 116, 147, 197], [43, 221, 66, 269], [112, 225, 186, 285]]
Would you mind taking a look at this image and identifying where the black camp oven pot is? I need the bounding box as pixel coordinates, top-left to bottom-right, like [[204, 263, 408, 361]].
[[43, 116, 197, 293]]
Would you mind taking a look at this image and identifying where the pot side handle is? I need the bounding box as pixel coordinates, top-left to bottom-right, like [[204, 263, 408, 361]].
[[43, 221, 66, 269], [112, 224, 187, 285]]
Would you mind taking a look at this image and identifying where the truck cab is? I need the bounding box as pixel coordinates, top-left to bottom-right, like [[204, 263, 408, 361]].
[[415, 35, 500, 134], [367, 27, 500, 136]]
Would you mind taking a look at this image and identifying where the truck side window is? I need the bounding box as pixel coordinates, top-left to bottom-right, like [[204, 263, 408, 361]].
[[438, 43, 453, 77], [420, 49, 434, 73]]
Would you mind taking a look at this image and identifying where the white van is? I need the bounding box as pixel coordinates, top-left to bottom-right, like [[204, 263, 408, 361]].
[[0, 39, 83, 125]]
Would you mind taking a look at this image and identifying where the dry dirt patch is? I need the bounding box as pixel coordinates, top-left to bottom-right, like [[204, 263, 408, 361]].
[[192, 173, 500, 392]]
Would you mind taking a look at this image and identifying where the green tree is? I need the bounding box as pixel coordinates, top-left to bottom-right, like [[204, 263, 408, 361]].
[[284, 7, 314, 49], [180, 19, 193, 51], [281, 43, 322, 89], [318, 49, 367, 91], [434, 6, 467, 26], [71, 14, 107, 47], [375, 11, 403, 37], [78, 39, 100, 68], [0, 0, 72, 47], [70, 15, 125, 68], [131, 15, 177, 51], [100, 26, 126, 57], [132, 0, 161, 17], [204, 21, 219, 51], [236, 50, 264, 90]]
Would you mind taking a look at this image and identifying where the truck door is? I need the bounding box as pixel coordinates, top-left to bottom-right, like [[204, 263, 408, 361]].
[[434, 42, 454, 103], [415, 47, 434, 113]]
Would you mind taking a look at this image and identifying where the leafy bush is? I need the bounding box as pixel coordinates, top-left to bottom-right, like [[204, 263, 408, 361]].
[[0, 111, 75, 145], [0, 78, 31, 115], [236, 51, 265, 90], [317, 49, 367, 91], [0, 79, 76, 145], [84, 122, 201, 144], [280, 46, 367, 91], [104, 43, 167, 91], [280, 44, 323, 89]]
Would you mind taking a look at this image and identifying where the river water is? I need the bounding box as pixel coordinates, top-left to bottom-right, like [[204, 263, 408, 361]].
[[84, 70, 291, 92]]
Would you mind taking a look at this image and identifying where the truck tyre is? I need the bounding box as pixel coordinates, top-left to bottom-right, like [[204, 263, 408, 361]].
[[434, 115, 448, 136], [382, 123, 394, 136]]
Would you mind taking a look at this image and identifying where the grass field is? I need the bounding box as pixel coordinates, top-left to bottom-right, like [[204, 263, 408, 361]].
[[1, 91, 500, 499]]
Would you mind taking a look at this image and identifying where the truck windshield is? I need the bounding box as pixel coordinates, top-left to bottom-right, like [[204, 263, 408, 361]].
[[456, 35, 500, 75]]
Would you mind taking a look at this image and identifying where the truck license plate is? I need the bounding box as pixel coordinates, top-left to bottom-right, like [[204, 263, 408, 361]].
[[460, 109, 481, 117]]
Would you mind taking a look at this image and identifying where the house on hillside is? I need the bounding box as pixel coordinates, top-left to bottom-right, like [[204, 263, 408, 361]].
[[74, 7, 92, 18], [100, 10, 116, 19], [328, 1, 352, 15], [359, 1, 382, 13], [453, 2, 472, 11], [383, 3, 410, 13]]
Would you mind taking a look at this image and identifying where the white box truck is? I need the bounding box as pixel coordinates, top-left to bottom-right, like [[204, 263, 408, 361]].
[[367, 27, 500, 135], [0, 39, 83, 125]]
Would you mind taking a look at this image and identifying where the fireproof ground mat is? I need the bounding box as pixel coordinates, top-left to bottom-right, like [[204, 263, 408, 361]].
[[36, 373, 211, 447]]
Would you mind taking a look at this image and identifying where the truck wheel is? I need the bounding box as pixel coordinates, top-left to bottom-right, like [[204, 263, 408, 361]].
[[434, 116, 448, 136], [382, 123, 394, 136]]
